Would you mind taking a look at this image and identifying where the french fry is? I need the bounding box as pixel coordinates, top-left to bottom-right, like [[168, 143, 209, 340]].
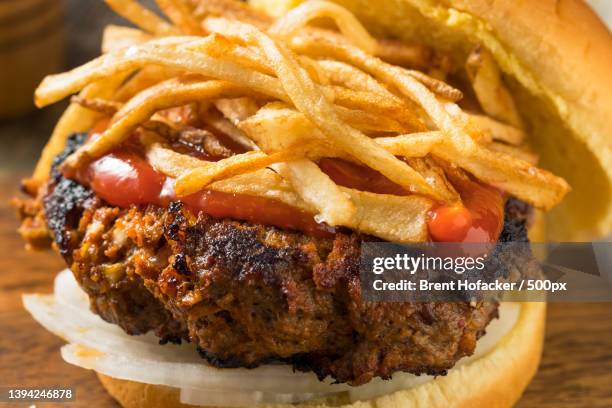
[[405, 69, 463, 102], [155, 0, 204, 35], [432, 142, 569, 210], [206, 109, 260, 150], [146, 143, 313, 208], [468, 113, 525, 145], [194, 32, 273, 75], [214, 98, 260, 123], [146, 142, 208, 178], [70, 96, 122, 115], [375, 38, 432, 70], [201, 20, 424, 130], [341, 187, 431, 242], [113, 66, 183, 102], [488, 142, 538, 165], [194, 0, 273, 29], [466, 46, 524, 128], [269, 0, 377, 54], [240, 104, 437, 158], [274, 160, 356, 226], [102, 25, 152, 53], [375, 132, 445, 157], [146, 143, 431, 242], [105, 0, 178, 35], [291, 35, 569, 208], [330, 106, 411, 133], [239, 103, 320, 150], [330, 85, 426, 131], [35, 40, 287, 108], [220, 20, 443, 199], [316, 59, 394, 97], [174, 148, 312, 196], [405, 157, 460, 203], [64, 78, 248, 170], [30, 0, 571, 244], [38, 34, 408, 132], [30, 73, 130, 187], [298, 55, 330, 85], [234, 105, 355, 225]]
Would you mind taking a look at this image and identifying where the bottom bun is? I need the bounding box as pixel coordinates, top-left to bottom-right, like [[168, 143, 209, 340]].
[[97, 302, 545, 408]]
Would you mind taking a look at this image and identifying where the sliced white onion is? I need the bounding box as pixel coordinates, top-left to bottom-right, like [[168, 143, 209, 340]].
[[24, 271, 348, 394], [24, 270, 520, 406]]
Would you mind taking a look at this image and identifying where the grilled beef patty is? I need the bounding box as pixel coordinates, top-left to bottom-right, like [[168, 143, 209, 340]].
[[27, 133, 533, 385]]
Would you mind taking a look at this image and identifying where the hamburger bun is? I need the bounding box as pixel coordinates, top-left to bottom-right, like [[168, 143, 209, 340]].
[[22, 1, 611, 407]]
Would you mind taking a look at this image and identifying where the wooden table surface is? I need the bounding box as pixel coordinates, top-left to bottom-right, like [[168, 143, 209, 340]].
[[1, 172, 612, 407]]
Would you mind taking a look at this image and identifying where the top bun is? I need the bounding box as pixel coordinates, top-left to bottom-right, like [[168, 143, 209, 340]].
[[252, 0, 612, 240]]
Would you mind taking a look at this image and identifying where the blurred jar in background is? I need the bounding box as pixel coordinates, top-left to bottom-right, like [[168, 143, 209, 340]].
[[0, 0, 65, 119]]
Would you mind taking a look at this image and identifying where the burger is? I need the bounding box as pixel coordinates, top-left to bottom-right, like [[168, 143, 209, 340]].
[[15, 0, 611, 407]]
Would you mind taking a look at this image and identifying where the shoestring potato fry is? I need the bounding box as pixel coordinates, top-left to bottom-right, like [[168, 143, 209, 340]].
[[30, 0, 570, 241]]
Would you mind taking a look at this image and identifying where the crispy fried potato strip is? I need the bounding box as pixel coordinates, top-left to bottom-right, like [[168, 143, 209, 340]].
[[488, 142, 538, 165], [231, 104, 355, 225], [468, 113, 525, 145], [175, 147, 314, 196], [35, 40, 286, 108], [376, 132, 445, 157], [341, 188, 431, 242], [290, 34, 569, 208], [275, 160, 356, 226], [317, 59, 393, 96], [155, 0, 204, 35], [105, 0, 178, 35], [193, 0, 273, 29], [210, 19, 442, 199], [466, 46, 523, 128], [240, 103, 436, 158], [269, 0, 377, 54], [31, 0, 571, 243], [405, 70, 463, 102], [71, 96, 122, 115], [30, 73, 130, 188], [214, 98, 260, 123], [102, 25, 152, 53], [64, 78, 248, 171], [146, 143, 430, 241]]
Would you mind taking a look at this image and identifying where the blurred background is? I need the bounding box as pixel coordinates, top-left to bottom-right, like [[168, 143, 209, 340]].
[[0, 0, 157, 173], [0, 1, 611, 407]]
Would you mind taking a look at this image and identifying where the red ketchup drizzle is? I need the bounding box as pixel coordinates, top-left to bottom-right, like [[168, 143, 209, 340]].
[[318, 158, 504, 243], [318, 158, 407, 195], [79, 125, 335, 238], [77, 123, 503, 241], [179, 188, 335, 237], [87, 150, 165, 208], [428, 175, 504, 243]]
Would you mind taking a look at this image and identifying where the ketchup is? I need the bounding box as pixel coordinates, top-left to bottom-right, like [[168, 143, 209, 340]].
[[74, 121, 504, 241], [319, 158, 407, 195], [77, 122, 335, 237], [428, 174, 504, 243], [318, 157, 503, 242], [180, 189, 335, 237], [87, 150, 165, 208]]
